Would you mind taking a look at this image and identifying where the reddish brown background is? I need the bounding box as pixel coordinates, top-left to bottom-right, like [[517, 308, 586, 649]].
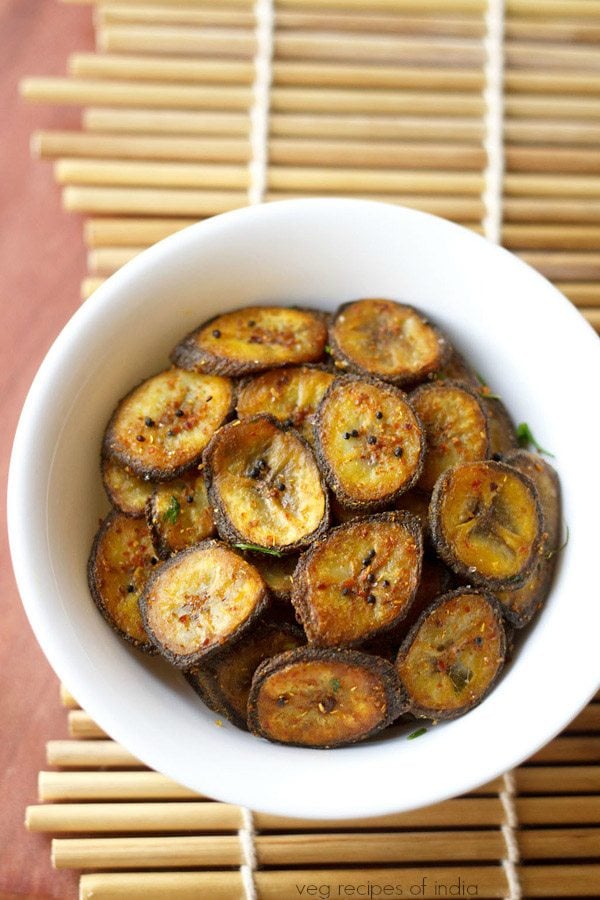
[[1, 2, 92, 895]]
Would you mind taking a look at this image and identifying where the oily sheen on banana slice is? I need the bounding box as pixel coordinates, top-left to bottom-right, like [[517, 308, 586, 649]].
[[104, 367, 234, 481], [171, 306, 328, 376], [248, 647, 407, 748], [140, 540, 269, 667], [430, 460, 543, 589], [204, 414, 329, 553], [396, 588, 506, 720], [88, 511, 158, 652]]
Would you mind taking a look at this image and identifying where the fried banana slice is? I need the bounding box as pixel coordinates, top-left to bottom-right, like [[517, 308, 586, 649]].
[[204, 414, 329, 553], [88, 511, 158, 652], [103, 368, 234, 481], [147, 470, 215, 559], [410, 381, 489, 491], [249, 553, 298, 602], [236, 365, 335, 444], [329, 299, 449, 385], [484, 397, 518, 457], [171, 306, 328, 376], [292, 512, 422, 647], [315, 374, 425, 510], [430, 460, 543, 589], [185, 623, 305, 729], [140, 540, 269, 667], [496, 450, 561, 628], [396, 588, 506, 720], [102, 458, 154, 517], [248, 647, 407, 748]]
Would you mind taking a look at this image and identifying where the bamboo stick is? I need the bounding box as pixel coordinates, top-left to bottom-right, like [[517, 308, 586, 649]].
[[59, 684, 79, 709], [98, 25, 256, 59], [555, 282, 600, 307], [56, 158, 250, 189], [57, 160, 483, 194], [39, 771, 199, 802], [80, 871, 243, 900], [49, 826, 600, 871], [34, 130, 250, 162], [71, 0, 486, 9], [505, 120, 600, 145], [70, 51, 253, 83], [78, 869, 506, 900], [584, 308, 600, 330], [520, 865, 600, 897], [514, 765, 600, 793], [20, 78, 252, 110], [83, 108, 484, 144], [504, 198, 600, 223], [506, 95, 600, 120], [82, 277, 106, 299], [97, 25, 485, 68], [68, 710, 108, 738], [53, 830, 506, 870], [54, 834, 242, 869], [84, 108, 249, 136], [46, 739, 142, 768], [85, 217, 196, 246], [507, 146, 600, 175], [528, 735, 600, 763], [506, 173, 600, 198], [567, 703, 600, 732], [506, 42, 600, 72], [23, 76, 486, 116], [89, 246, 145, 275], [26, 798, 505, 833], [96, 7, 488, 40], [518, 252, 600, 281], [70, 52, 486, 91], [26, 802, 244, 833], [502, 224, 600, 250], [63, 186, 248, 215]]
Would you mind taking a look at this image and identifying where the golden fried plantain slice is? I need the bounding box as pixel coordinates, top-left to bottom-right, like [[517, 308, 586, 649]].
[[171, 306, 328, 376], [236, 365, 335, 444], [484, 397, 518, 457], [102, 457, 154, 517], [88, 511, 158, 652], [292, 512, 422, 647], [248, 647, 407, 748], [396, 588, 506, 720], [140, 540, 269, 667], [396, 489, 431, 534], [433, 349, 480, 386], [315, 374, 425, 510], [329, 299, 449, 385], [249, 553, 299, 602], [496, 451, 561, 628], [410, 381, 489, 492], [185, 622, 305, 729], [104, 368, 234, 481], [204, 414, 329, 552], [147, 470, 215, 559], [430, 460, 543, 589]]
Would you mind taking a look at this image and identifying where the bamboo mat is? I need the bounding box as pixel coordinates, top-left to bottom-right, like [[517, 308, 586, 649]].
[[20, 1, 600, 898], [26, 686, 600, 899]]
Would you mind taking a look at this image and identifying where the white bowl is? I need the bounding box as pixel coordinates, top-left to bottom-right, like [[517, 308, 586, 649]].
[[8, 198, 600, 819]]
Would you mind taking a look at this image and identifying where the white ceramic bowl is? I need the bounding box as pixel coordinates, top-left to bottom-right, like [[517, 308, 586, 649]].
[[9, 199, 600, 819]]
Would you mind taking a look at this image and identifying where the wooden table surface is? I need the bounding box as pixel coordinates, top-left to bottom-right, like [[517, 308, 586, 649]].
[[0, 2, 92, 895]]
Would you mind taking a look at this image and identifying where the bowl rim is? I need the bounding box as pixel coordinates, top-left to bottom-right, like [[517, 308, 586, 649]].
[[8, 197, 600, 819]]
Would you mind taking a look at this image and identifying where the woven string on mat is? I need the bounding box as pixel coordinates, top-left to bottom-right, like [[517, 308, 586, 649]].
[[483, 4, 522, 897]]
